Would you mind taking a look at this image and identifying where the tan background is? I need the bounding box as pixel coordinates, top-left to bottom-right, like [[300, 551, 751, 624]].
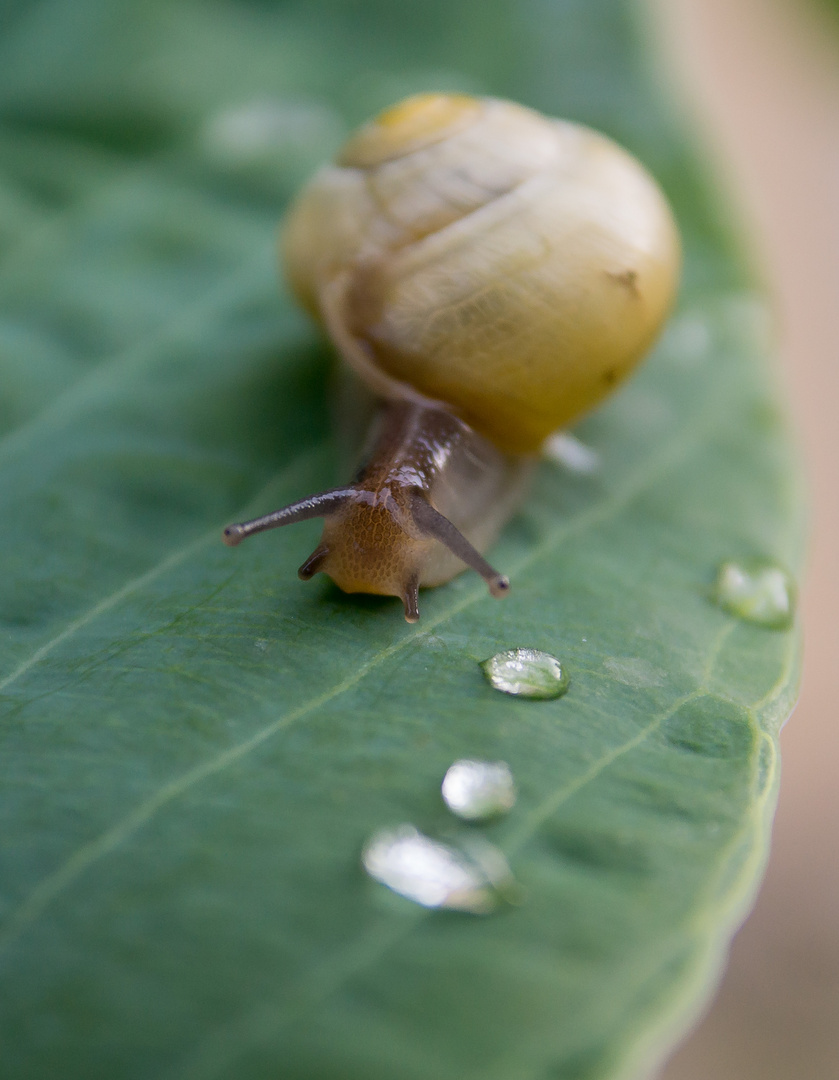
[[649, 0, 839, 1077]]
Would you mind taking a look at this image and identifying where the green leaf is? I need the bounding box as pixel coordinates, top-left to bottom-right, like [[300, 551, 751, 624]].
[[0, 1, 803, 1078]]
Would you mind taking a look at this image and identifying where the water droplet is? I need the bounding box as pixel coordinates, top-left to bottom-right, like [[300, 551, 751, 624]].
[[441, 760, 516, 821], [543, 432, 600, 475], [603, 656, 666, 688], [712, 559, 795, 630], [481, 648, 569, 700], [362, 826, 517, 914], [254, 638, 269, 652]]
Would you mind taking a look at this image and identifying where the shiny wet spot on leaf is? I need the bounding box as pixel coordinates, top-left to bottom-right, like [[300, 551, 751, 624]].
[[361, 825, 518, 914], [542, 431, 600, 475], [441, 759, 516, 821], [481, 648, 570, 700], [603, 656, 666, 688], [711, 559, 795, 630]]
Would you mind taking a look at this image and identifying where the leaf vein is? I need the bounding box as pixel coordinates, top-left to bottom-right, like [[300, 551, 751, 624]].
[[0, 451, 319, 696], [167, 628, 735, 1080], [0, 389, 726, 958], [0, 255, 270, 469]]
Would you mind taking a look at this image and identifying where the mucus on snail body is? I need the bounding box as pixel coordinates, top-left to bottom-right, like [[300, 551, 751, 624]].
[[223, 93, 681, 621]]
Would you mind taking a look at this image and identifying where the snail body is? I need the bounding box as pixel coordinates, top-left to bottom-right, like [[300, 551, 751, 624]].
[[224, 93, 681, 621]]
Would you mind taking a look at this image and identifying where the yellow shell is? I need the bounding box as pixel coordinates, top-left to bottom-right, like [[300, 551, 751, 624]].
[[282, 93, 681, 455]]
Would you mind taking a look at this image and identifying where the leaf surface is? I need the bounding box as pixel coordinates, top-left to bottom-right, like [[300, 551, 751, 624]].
[[0, 1, 803, 1078]]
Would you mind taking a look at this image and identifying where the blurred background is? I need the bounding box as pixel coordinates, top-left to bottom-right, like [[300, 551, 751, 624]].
[[654, 0, 839, 1077]]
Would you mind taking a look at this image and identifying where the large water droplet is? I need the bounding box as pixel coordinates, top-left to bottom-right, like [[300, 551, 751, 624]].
[[712, 559, 795, 630], [481, 648, 569, 699], [442, 760, 516, 821], [362, 826, 517, 914]]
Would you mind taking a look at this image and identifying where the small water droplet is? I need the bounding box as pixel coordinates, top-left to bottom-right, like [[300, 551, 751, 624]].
[[254, 638, 269, 652], [441, 760, 516, 821], [362, 826, 517, 914], [712, 559, 795, 630], [481, 648, 569, 700], [543, 432, 600, 475]]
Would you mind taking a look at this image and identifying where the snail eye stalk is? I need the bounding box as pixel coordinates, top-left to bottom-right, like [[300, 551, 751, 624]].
[[409, 495, 510, 598], [222, 489, 355, 546]]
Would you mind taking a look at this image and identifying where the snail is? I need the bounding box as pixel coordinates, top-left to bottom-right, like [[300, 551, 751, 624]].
[[223, 93, 681, 621]]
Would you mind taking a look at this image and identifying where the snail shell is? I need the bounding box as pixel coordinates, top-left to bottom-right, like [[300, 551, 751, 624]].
[[224, 93, 681, 620], [284, 93, 680, 453]]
